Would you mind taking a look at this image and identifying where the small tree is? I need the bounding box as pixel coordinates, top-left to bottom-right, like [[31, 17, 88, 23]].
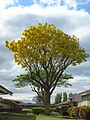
[[55, 93, 62, 104], [68, 93, 77, 99], [63, 92, 67, 102], [69, 93, 73, 98], [5, 23, 89, 115]]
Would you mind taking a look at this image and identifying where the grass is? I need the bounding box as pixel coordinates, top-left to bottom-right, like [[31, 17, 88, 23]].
[[0, 112, 80, 120], [0, 112, 36, 120], [36, 115, 80, 120]]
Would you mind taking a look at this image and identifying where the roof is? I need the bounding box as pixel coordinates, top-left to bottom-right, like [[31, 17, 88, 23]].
[[0, 98, 22, 106], [57, 100, 71, 106], [0, 85, 13, 95], [78, 89, 90, 96]]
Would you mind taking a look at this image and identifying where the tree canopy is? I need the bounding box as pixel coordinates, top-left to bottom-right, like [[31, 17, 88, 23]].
[[63, 92, 67, 102], [5, 23, 89, 115], [55, 93, 62, 104]]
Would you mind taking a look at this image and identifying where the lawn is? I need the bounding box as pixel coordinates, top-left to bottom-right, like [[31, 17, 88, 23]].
[[36, 115, 77, 120], [0, 113, 35, 120], [0, 113, 80, 120]]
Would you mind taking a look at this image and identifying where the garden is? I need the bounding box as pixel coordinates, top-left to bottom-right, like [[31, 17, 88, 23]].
[[1, 106, 90, 120], [0, 112, 80, 120]]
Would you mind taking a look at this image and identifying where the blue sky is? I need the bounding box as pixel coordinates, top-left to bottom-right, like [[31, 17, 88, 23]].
[[5, 0, 90, 13], [0, 0, 90, 103]]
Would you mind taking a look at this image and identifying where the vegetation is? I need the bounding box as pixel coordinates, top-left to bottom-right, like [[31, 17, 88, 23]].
[[0, 112, 80, 120], [32, 95, 43, 104], [68, 106, 90, 119], [55, 93, 62, 104], [31, 107, 44, 115], [5, 23, 89, 115], [36, 114, 77, 120], [68, 93, 77, 98], [0, 113, 35, 120], [63, 92, 67, 102]]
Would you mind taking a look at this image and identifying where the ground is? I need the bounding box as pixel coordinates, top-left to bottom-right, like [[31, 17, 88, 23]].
[[0, 113, 80, 120]]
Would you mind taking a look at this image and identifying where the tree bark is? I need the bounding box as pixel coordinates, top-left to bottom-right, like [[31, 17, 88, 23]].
[[44, 91, 51, 115]]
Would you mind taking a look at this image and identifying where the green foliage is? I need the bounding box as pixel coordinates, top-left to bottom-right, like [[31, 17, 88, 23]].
[[31, 107, 58, 115], [79, 106, 90, 119], [63, 92, 67, 102], [68, 93, 73, 98], [0, 113, 35, 120], [58, 106, 69, 116], [57, 74, 73, 87], [68, 106, 79, 118], [31, 107, 44, 115], [68, 106, 90, 119], [55, 93, 62, 104], [36, 114, 76, 120]]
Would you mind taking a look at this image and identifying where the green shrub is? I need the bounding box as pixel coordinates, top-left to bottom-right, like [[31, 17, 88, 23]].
[[57, 106, 69, 116], [31, 107, 44, 115], [68, 107, 73, 117], [50, 108, 57, 112], [68, 106, 90, 120], [51, 111, 60, 116], [79, 106, 90, 119]]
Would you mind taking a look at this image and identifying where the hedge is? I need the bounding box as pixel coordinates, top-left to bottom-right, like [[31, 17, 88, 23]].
[[31, 107, 57, 115], [31, 107, 44, 115], [68, 106, 90, 120]]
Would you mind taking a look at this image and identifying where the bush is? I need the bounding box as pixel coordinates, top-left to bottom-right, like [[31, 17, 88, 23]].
[[79, 106, 90, 119], [31, 107, 44, 115], [56, 106, 69, 116], [68, 106, 79, 118], [51, 111, 60, 116], [68, 106, 90, 120], [31, 107, 58, 115], [50, 108, 57, 112]]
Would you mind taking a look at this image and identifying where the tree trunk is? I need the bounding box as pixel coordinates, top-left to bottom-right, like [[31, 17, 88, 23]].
[[44, 91, 51, 115]]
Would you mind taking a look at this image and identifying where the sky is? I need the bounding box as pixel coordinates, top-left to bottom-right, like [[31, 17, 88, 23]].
[[0, 0, 90, 103]]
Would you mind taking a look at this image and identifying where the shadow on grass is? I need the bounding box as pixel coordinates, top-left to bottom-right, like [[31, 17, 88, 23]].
[[0, 112, 36, 120], [51, 114, 77, 119]]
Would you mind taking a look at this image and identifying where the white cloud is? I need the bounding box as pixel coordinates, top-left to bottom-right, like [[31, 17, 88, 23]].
[[69, 76, 90, 83], [1, 93, 36, 103], [0, 0, 19, 12], [33, 0, 78, 9], [77, 0, 90, 5], [33, 0, 62, 6], [63, 0, 77, 9]]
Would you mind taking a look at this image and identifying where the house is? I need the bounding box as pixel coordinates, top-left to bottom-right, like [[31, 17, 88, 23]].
[[0, 98, 22, 112], [0, 85, 13, 112], [57, 98, 77, 109], [57, 89, 90, 108], [0, 85, 23, 112], [57, 100, 72, 108], [77, 89, 90, 106], [0, 85, 13, 95], [70, 90, 90, 106]]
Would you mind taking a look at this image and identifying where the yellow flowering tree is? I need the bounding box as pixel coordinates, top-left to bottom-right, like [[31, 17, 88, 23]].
[[5, 23, 89, 115]]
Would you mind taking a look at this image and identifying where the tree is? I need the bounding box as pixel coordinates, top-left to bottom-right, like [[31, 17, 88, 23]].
[[55, 93, 62, 104], [68, 93, 73, 98], [32, 95, 43, 104], [68, 93, 77, 99], [13, 72, 72, 105], [63, 92, 67, 102], [5, 23, 89, 115]]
